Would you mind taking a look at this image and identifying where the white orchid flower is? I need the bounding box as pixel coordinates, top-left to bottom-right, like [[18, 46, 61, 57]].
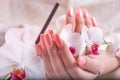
[[55, 15, 103, 56], [85, 26, 103, 55], [106, 34, 120, 56], [60, 24, 86, 57], [0, 26, 45, 79]]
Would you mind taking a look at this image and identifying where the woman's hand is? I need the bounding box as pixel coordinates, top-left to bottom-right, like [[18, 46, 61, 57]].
[[77, 51, 119, 76], [36, 7, 120, 79], [38, 29, 98, 79], [97, 50, 120, 79], [36, 29, 71, 79], [35, 7, 100, 79]]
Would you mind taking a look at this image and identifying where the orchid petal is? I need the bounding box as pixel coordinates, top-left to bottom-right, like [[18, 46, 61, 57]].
[[67, 33, 86, 56], [0, 43, 21, 78], [111, 34, 120, 51], [20, 42, 45, 79], [86, 43, 92, 53], [54, 15, 66, 33], [23, 25, 41, 43], [60, 24, 73, 45], [81, 26, 89, 42], [88, 27, 103, 44], [5, 28, 23, 45], [2, 26, 45, 79]]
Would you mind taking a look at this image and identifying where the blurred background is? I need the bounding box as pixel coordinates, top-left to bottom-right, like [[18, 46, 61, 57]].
[[0, 0, 120, 46]]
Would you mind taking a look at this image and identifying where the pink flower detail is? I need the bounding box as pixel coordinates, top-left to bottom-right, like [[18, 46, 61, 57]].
[[91, 43, 99, 55], [69, 46, 76, 54], [10, 67, 26, 80]]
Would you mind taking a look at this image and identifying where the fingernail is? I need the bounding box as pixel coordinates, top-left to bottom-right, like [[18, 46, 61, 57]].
[[48, 29, 54, 35], [45, 33, 53, 48], [54, 34, 63, 48], [91, 16, 97, 27], [76, 8, 83, 17], [79, 9, 83, 17], [77, 57, 86, 66], [69, 7, 74, 17], [35, 44, 42, 56], [40, 34, 46, 49], [83, 8, 89, 18]]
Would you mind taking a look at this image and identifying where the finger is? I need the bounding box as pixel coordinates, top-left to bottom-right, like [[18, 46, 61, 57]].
[[44, 33, 71, 79], [66, 7, 76, 32], [76, 55, 101, 74], [54, 34, 99, 79], [40, 34, 56, 79], [83, 8, 92, 28], [75, 8, 84, 34], [46, 28, 54, 36], [35, 44, 42, 56], [91, 16, 97, 27], [54, 34, 76, 72]]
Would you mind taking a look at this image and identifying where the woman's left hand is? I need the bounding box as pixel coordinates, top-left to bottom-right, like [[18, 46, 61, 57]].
[[36, 29, 98, 79]]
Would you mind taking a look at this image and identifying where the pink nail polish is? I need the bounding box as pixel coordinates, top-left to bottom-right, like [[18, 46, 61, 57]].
[[79, 9, 83, 17], [83, 8, 89, 18], [76, 8, 83, 17], [45, 34, 53, 48], [91, 16, 97, 27], [36, 44, 42, 56], [54, 34, 63, 48], [48, 29, 54, 35], [69, 7, 74, 17], [40, 34, 46, 49]]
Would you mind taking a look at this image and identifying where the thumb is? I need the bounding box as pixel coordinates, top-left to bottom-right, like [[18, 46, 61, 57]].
[[76, 55, 101, 74]]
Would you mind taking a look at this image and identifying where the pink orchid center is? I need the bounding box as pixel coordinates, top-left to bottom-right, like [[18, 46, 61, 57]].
[[92, 43, 99, 55], [69, 46, 76, 54], [11, 67, 26, 80]]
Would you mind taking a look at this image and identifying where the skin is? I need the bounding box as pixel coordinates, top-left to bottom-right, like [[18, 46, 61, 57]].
[[36, 7, 120, 79]]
